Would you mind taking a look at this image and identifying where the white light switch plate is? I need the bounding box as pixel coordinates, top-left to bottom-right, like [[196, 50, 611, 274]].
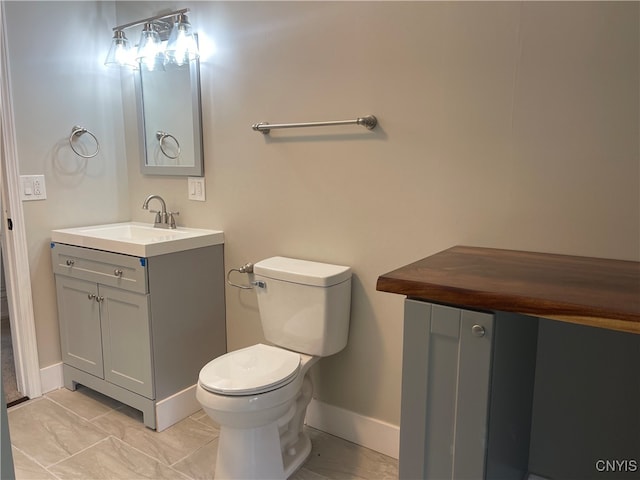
[[188, 177, 206, 201], [20, 175, 47, 201]]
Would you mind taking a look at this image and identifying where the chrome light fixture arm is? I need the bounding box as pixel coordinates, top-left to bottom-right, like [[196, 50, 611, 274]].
[[106, 8, 199, 68], [112, 8, 189, 35]]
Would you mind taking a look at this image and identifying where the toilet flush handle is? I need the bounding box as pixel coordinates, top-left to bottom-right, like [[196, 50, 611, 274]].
[[251, 280, 266, 289], [226, 263, 256, 289]]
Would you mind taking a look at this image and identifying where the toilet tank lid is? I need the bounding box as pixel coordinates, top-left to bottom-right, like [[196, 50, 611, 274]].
[[254, 256, 351, 287]]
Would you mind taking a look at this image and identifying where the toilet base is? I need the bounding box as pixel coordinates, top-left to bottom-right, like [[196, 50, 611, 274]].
[[212, 375, 315, 479], [214, 420, 311, 479], [283, 429, 312, 478]]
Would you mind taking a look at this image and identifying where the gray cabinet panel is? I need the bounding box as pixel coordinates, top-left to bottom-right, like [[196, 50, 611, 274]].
[[399, 299, 430, 479], [100, 285, 153, 399], [56, 276, 104, 378], [528, 319, 640, 480], [423, 305, 462, 479], [485, 312, 538, 480], [454, 309, 494, 479], [52, 242, 226, 430], [147, 245, 226, 399], [52, 243, 148, 293], [400, 300, 494, 480]]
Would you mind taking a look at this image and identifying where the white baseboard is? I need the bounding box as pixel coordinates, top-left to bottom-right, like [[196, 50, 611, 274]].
[[39, 362, 63, 394], [305, 398, 399, 459], [37, 364, 198, 433], [155, 384, 201, 432], [40, 364, 399, 459]]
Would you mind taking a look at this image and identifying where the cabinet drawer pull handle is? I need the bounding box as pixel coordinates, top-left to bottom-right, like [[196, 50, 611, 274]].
[[87, 293, 96, 300], [114, 269, 123, 277], [471, 324, 486, 337], [66, 259, 75, 266]]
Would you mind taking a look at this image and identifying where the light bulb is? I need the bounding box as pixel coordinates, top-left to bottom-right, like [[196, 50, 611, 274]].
[[105, 30, 135, 67], [136, 23, 164, 71], [165, 14, 199, 67]]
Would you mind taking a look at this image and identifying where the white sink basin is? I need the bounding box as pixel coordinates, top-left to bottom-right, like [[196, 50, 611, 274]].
[[51, 222, 224, 257]]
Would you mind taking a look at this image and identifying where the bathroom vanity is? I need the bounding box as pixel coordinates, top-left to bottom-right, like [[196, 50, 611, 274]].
[[377, 246, 639, 480], [51, 222, 226, 431]]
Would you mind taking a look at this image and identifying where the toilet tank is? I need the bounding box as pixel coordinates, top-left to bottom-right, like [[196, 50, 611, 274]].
[[252, 257, 352, 356]]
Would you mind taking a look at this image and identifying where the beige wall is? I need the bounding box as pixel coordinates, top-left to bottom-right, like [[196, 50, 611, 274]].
[[4, 1, 129, 367], [6, 1, 639, 427]]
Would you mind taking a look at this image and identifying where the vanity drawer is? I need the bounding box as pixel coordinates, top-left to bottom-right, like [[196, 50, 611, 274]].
[[51, 243, 148, 294]]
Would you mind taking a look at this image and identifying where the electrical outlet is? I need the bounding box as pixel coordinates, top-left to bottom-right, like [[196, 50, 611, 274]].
[[188, 177, 206, 201], [20, 175, 47, 201]]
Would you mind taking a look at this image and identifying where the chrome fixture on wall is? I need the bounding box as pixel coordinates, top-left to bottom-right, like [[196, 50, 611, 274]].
[[252, 115, 378, 135], [105, 8, 199, 70], [69, 125, 100, 158], [155, 131, 180, 159], [226, 263, 257, 290]]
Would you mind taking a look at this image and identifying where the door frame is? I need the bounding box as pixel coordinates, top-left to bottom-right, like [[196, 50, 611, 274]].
[[0, 2, 42, 400]]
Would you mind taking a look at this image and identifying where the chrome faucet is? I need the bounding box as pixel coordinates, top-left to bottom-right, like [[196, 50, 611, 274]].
[[141, 194, 179, 229]]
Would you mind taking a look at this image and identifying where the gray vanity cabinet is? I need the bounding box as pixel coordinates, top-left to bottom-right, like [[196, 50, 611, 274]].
[[55, 276, 153, 398], [400, 299, 538, 480], [51, 242, 227, 430], [379, 247, 635, 480], [55, 276, 106, 379], [400, 300, 494, 479]]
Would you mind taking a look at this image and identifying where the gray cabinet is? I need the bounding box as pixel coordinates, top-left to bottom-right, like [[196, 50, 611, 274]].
[[56, 276, 106, 379], [52, 242, 226, 430], [56, 277, 153, 398], [400, 299, 538, 480], [100, 284, 153, 398], [400, 300, 494, 480]]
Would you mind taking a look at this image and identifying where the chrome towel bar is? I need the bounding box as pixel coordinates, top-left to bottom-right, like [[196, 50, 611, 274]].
[[252, 115, 377, 135]]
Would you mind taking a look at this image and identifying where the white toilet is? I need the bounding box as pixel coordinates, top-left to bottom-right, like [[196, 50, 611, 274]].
[[196, 256, 352, 479]]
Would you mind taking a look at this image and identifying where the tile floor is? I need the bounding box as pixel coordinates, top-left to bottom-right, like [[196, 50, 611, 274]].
[[7, 386, 398, 479]]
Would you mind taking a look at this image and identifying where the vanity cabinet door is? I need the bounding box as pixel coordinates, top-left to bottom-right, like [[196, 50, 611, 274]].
[[400, 299, 494, 480], [99, 285, 153, 399], [56, 276, 104, 378], [55, 276, 154, 399]]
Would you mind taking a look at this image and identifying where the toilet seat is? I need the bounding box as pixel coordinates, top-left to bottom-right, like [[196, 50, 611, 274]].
[[199, 343, 301, 396]]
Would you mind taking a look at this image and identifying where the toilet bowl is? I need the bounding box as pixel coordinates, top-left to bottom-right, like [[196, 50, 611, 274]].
[[196, 257, 352, 479], [197, 344, 319, 479]]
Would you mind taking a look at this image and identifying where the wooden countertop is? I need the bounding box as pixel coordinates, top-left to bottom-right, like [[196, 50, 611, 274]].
[[376, 246, 640, 334]]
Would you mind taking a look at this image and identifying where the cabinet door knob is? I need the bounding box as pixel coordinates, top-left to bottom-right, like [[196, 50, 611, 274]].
[[471, 324, 486, 337], [114, 269, 123, 277], [66, 259, 75, 266], [87, 293, 96, 300], [96, 296, 104, 303]]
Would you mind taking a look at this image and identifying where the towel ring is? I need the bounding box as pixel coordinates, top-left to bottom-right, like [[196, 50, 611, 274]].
[[156, 131, 181, 159], [69, 125, 99, 158]]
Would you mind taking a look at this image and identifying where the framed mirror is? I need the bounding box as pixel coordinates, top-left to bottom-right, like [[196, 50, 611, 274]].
[[136, 48, 203, 176]]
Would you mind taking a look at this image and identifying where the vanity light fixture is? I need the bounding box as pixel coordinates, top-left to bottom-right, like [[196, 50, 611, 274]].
[[164, 13, 199, 67], [105, 8, 200, 70], [104, 30, 136, 67], [136, 23, 163, 71]]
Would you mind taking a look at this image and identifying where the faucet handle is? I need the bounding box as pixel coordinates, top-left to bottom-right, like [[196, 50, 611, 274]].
[[168, 211, 180, 229], [149, 209, 163, 224]]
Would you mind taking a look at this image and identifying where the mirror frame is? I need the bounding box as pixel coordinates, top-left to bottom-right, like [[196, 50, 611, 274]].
[[135, 49, 204, 176]]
